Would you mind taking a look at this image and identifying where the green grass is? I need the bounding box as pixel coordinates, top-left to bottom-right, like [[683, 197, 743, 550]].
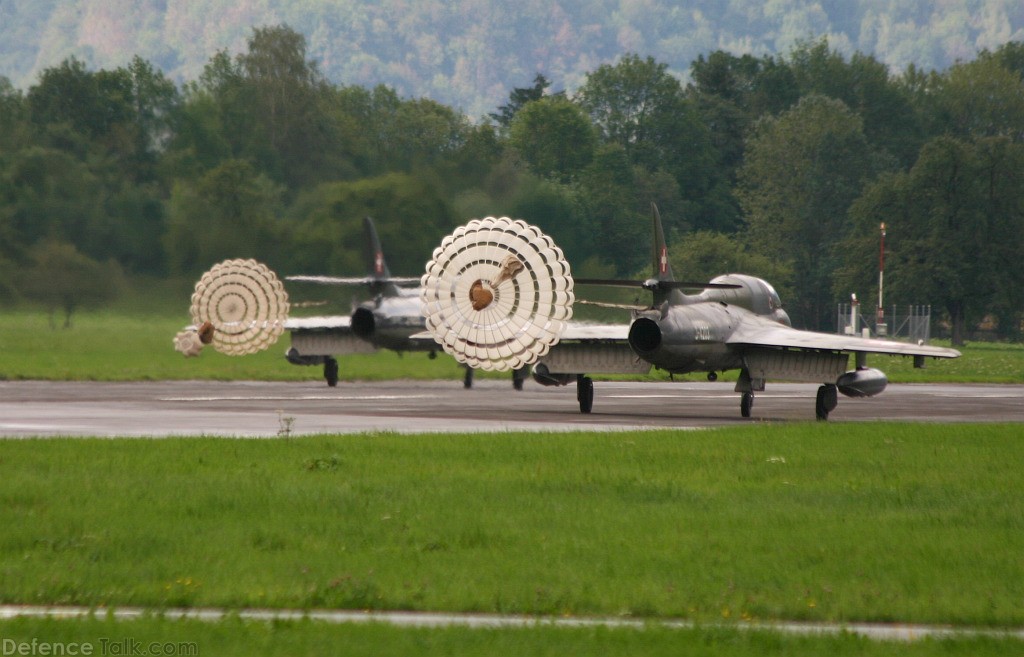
[[0, 310, 472, 382], [1, 309, 1021, 383], [1, 424, 1021, 627], [0, 616, 1017, 657]]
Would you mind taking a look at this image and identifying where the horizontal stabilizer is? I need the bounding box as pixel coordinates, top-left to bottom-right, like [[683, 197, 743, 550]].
[[575, 278, 741, 290], [576, 299, 651, 311], [286, 275, 421, 286]]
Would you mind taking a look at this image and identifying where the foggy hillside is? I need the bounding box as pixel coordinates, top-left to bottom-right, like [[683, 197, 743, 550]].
[[2, 0, 1023, 116]]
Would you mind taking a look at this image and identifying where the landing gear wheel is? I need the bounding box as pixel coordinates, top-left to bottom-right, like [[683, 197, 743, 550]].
[[815, 384, 838, 421], [323, 357, 339, 387], [577, 375, 594, 414], [740, 391, 754, 418], [463, 366, 474, 389], [513, 367, 526, 391]]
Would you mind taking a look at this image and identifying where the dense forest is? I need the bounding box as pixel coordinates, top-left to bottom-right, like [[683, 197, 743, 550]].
[[2, 1, 1023, 116], [1, 26, 1023, 344]]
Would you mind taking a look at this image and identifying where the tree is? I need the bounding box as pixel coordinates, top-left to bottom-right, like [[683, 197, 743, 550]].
[[788, 39, 922, 166], [27, 58, 131, 142], [19, 239, 123, 328], [0, 76, 31, 153], [578, 53, 732, 232], [172, 26, 347, 189], [575, 144, 645, 274], [489, 73, 552, 131], [118, 56, 181, 182], [689, 50, 799, 117], [669, 230, 792, 302], [738, 95, 883, 329], [331, 84, 472, 176], [236, 25, 337, 187], [508, 96, 596, 183], [929, 56, 1024, 143], [286, 173, 456, 275], [576, 54, 684, 159], [506, 176, 588, 264], [164, 159, 284, 274], [839, 136, 1024, 345], [982, 41, 1024, 80], [1, 147, 105, 254]]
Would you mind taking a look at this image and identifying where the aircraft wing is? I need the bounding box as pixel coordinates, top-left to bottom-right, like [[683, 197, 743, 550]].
[[541, 322, 647, 375], [559, 322, 631, 341], [728, 315, 961, 359], [285, 315, 377, 356], [410, 322, 631, 345], [411, 321, 645, 374], [284, 315, 351, 330]]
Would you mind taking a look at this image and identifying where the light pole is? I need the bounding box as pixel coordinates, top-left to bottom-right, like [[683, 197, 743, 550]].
[[877, 222, 887, 336]]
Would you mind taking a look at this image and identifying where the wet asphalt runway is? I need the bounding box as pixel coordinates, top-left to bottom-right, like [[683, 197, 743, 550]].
[[1, 379, 1022, 437]]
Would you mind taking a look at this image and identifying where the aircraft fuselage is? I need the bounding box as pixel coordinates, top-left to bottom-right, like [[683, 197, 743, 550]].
[[628, 274, 789, 374], [629, 303, 741, 373], [351, 292, 429, 352]]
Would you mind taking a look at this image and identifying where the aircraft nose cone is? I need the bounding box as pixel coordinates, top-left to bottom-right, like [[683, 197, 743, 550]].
[[629, 318, 662, 354]]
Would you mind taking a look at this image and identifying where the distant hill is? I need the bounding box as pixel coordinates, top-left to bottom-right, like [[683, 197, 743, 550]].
[[2, 0, 1023, 117]]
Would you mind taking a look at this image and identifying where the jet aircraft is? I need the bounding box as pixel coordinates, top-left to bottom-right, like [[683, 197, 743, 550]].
[[525, 205, 961, 419], [282, 217, 528, 389]]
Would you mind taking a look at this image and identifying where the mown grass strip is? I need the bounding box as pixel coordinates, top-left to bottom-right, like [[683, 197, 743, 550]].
[[0, 424, 1021, 627], [0, 615, 1019, 657]]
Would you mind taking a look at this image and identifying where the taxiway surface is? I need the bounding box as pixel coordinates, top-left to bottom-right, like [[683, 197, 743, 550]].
[[1, 379, 1022, 437]]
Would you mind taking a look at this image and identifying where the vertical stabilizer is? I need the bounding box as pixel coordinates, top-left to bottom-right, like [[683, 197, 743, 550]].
[[363, 216, 399, 297], [649, 203, 685, 306], [651, 203, 674, 283]]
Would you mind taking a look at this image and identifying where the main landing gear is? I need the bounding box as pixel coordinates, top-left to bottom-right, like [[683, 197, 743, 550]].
[[815, 384, 838, 421], [740, 391, 754, 418], [323, 357, 339, 387], [577, 375, 594, 413], [736, 382, 839, 420], [463, 365, 530, 390], [735, 368, 764, 419]]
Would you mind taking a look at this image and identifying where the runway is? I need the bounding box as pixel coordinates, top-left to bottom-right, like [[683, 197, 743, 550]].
[[1, 379, 1022, 437]]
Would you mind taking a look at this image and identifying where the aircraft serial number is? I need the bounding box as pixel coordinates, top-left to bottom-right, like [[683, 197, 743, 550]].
[[693, 322, 712, 341]]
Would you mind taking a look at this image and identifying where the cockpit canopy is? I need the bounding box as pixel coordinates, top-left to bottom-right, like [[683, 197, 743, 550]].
[[705, 274, 790, 325]]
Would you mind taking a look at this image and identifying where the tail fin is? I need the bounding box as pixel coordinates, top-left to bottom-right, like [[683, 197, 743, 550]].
[[362, 216, 398, 297], [574, 204, 739, 305], [649, 203, 682, 307], [651, 203, 674, 283]]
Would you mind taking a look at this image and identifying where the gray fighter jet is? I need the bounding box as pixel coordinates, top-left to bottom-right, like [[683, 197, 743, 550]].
[[534, 205, 961, 419], [285, 216, 528, 389]]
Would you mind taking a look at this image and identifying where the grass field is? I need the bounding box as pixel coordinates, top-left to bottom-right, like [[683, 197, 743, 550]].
[[2, 306, 1022, 653], [1, 424, 1021, 628], [1, 309, 1022, 383], [0, 310, 469, 382]]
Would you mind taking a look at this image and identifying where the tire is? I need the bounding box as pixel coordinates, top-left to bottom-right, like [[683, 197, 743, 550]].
[[323, 357, 339, 387], [577, 376, 594, 414], [815, 385, 831, 421]]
